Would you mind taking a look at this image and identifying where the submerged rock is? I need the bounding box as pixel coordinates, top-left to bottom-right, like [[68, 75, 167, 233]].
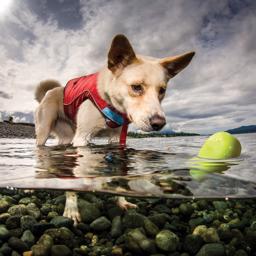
[[155, 230, 179, 252], [50, 216, 74, 228], [20, 215, 37, 230], [8, 236, 29, 253], [183, 234, 203, 254], [51, 245, 72, 256], [78, 200, 101, 223], [90, 216, 111, 231], [111, 216, 122, 238], [196, 243, 225, 256], [21, 230, 35, 248], [0, 225, 10, 240], [126, 228, 156, 254], [122, 211, 146, 229]]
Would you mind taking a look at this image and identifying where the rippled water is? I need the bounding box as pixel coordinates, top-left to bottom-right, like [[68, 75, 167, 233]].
[[0, 134, 255, 198]]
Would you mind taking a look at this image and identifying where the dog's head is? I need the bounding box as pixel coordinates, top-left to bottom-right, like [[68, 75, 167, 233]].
[[106, 34, 195, 132]]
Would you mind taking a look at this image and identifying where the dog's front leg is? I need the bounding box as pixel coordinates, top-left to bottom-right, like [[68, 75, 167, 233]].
[[116, 196, 138, 210], [72, 101, 105, 147], [63, 191, 81, 225]]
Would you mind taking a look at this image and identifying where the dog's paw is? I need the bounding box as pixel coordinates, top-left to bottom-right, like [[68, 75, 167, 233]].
[[64, 191, 81, 225], [63, 206, 81, 226], [116, 196, 138, 210]]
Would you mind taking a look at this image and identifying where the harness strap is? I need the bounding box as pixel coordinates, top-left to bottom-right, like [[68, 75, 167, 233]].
[[120, 123, 128, 146]]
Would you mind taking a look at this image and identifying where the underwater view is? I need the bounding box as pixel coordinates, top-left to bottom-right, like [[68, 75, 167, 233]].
[[0, 134, 256, 255]]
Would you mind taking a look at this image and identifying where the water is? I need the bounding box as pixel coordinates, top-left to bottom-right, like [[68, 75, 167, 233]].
[[0, 134, 255, 198]]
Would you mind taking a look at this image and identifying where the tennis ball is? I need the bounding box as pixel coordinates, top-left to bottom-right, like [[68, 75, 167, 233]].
[[198, 132, 241, 159], [189, 132, 241, 180]]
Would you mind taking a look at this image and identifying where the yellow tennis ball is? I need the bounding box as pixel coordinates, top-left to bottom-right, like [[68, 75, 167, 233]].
[[198, 132, 241, 159]]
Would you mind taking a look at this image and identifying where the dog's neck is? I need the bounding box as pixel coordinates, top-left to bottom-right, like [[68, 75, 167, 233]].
[[97, 67, 126, 114]]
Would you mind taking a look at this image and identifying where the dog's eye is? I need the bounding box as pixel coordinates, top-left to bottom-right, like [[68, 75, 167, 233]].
[[159, 87, 166, 94], [131, 84, 143, 93]]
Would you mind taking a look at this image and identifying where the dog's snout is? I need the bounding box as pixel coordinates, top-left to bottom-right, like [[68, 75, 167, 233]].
[[149, 115, 166, 131]]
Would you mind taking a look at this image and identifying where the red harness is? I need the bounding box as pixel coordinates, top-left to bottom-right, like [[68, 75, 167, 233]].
[[63, 73, 129, 145]]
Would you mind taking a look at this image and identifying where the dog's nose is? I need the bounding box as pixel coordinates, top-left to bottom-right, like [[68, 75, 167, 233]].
[[149, 115, 166, 131]]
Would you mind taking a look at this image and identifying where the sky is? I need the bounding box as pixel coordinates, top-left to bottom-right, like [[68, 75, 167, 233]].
[[0, 0, 255, 134]]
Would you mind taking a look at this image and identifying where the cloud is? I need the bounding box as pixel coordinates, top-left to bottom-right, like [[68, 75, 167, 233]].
[[0, 0, 255, 132]]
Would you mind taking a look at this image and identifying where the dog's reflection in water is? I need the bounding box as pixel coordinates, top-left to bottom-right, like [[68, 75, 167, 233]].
[[34, 145, 191, 224]]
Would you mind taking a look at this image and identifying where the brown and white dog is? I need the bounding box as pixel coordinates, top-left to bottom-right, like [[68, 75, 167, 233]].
[[34, 34, 195, 224]]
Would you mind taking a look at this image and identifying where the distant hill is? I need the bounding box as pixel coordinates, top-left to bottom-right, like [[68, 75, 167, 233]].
[[226, 125, 256, 134]]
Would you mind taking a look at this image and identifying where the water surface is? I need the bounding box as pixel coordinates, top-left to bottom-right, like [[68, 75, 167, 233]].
[[0, 134, 255, 198]]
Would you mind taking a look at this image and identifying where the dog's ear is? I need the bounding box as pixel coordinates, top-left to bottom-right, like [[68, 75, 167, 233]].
[[160, 51, 195, 79], [108, 34, 137, 73]]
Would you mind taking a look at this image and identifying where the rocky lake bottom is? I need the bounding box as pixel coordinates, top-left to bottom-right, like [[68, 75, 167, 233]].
[[0, 189, 255, 256]]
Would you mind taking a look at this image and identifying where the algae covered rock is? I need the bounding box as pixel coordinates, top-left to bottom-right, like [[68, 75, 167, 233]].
[[90, 216, 111, 231], [183, 234, 203, 254], [51, 245, 72, 256], [111, 216, 122, 238], [155, 230, 179, 252], [196, 243, 225, 256], [78, 199, 101, 223], [0, 225, 10, 240], [8, 236, 29, 253], [21, 230, 35, 247], [126, 228, 156, 254], [50, 216, 74, 228], [122, 210, 146, 229], [144, 218, 160, 237], [193, 225, 220, 243]]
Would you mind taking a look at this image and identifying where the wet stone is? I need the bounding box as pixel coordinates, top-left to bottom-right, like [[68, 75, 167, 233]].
[[20, 215, 37, 230], [155, 230, 179, 252], [143, 218, 160, 237], [6, 216, 20, 229], [51, 245, 72, 256], [0, 225, 10, 240], [122, 211, 146, 229], [50, 216, 74, 228], [78, 200, 101, 223], [21, 230, 35, 248], [90, 216, 111, 231], [0, 199, 11, 214], [8, 237, 28, 253], [183, 234, 203, 254], [196, 243, 225, 256], [8, 205, 27, 216], [111, 216, 122, 238]]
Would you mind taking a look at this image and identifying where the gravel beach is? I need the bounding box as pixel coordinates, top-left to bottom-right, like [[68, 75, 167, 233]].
[[0, 122, 35, 139], [0, 189, 255, 255]]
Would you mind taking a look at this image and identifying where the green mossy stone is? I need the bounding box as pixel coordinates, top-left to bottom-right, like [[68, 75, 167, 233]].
[[6, 216, 20, 229], [8, 205, 27, 216], [196, 243, 225, 256], [0, 225, 10, 240], [21, 230, 35, 248], [198, 132, 241, 159], [143, 218, 160, 237], [78, 200, 101, 223], [50, 216, 74, 228], [183, 234, 203, 254], [8, 237, 28, 253], [111, 216, 122, 238], [51, 245, 72, 256], [155, 230, 179, 252], [0, 199, 11, 214], [32, 244, 50, 256], [122, 211, 146, 229], [90, 216, 111, 231], [20, 215, 37, 230]]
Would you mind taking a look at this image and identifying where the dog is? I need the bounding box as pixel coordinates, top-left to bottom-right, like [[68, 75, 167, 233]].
[[34, 34, 195, 224]]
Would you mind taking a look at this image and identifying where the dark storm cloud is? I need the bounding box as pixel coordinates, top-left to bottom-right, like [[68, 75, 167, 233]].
[[0, 0, 255, 131]]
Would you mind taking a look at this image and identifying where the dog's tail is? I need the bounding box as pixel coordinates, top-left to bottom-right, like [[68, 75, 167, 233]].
[[35, 80, 62, 103]]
